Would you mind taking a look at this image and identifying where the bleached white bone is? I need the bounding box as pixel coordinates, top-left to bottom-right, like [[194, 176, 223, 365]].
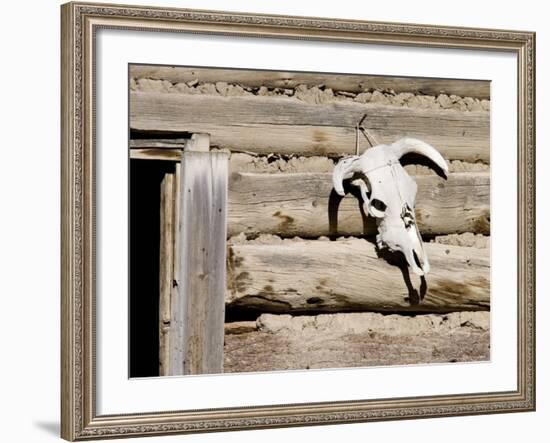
[[332, 138, 448, 276]]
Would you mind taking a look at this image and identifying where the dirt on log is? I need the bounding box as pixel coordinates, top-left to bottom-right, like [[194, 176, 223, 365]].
[[228, 152, 489, 174], [226, 238, 490, 315], [129, 66, 491, 99], [432, 232, 490, 249], [223, 311, 490, 373], [131, 78, 490, 112]]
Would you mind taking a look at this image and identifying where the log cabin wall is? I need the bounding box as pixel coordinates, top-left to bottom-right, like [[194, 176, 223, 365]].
[[129, 65, 491, 374]]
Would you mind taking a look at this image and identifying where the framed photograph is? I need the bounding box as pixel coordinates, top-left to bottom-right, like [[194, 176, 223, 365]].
[[61, 1, 536, 440]]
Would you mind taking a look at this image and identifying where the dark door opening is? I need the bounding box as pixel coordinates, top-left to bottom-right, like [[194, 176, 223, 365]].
[[129, 159, 174, 377]]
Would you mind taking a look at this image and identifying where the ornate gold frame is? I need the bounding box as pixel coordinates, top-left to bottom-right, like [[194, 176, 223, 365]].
[[61, 2, 536, 440]]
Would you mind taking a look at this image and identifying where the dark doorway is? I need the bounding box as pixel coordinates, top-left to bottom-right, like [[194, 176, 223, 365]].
[[129, 159, 174, 377]]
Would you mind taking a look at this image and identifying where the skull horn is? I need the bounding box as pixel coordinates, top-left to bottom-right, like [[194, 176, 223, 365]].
[[332, 155, 360, 196], [390, 138, 449, 174]]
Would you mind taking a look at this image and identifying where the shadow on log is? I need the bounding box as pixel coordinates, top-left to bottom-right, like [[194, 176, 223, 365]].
[[377, 248, 428, 306], [328, 181, 374, 237]]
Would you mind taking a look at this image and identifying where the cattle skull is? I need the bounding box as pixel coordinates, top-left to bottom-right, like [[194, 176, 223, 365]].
[[332, 138, 448, 276]]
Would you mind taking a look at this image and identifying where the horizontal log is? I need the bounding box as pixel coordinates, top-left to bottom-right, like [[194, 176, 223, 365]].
[[130, 92, 489, 161], [226, 240, 490, 314], [228, 172, 490, 237], [130, 66, 490, 99]]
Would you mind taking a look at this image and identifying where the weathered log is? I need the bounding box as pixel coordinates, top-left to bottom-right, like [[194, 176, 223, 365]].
[[228, 172, 490, 237], [130, 66, 490, 99], [130, 92, 489, 162], [226, 240, 490, 314]]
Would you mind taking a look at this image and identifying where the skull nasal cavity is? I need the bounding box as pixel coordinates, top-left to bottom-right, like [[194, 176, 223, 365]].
[[370, 199, 387, 212]]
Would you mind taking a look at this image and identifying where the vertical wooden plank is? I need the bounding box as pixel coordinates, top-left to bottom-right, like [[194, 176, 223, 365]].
[[202, 153, 228, 372], [158, 171, 174, 376], [168, 163, 181, 375], [172, 150, 228, 375]]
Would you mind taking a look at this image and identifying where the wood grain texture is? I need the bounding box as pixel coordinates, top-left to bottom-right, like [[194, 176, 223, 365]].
[[130, 66, 490, 99], [172, 151, 229, 375], [168, 164, 182, 375], [159, 172, 175, 376], [130, 92, 490, 161], [227, 172, 490, 237], [226, 240, 489, 314]]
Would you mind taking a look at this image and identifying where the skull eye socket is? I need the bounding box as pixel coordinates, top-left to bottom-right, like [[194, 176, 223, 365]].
[[370, 198, 387, 212]]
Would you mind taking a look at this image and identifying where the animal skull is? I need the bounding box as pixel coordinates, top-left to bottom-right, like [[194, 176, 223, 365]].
[[332, 138, 448, 276]]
